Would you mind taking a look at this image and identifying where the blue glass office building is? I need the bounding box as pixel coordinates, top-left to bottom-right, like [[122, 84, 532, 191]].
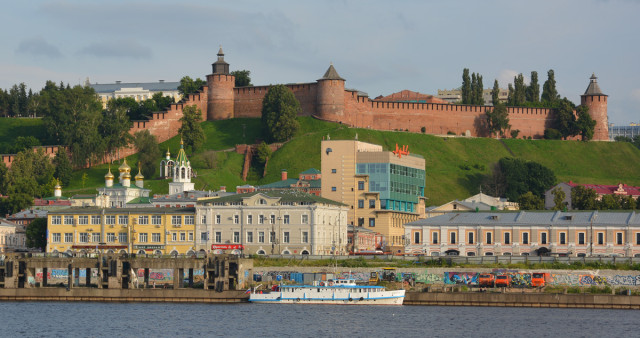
[[356, 159, 425, 213]]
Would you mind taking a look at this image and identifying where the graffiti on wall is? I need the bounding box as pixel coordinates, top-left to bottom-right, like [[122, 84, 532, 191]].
[[444, 272, 478, 285]]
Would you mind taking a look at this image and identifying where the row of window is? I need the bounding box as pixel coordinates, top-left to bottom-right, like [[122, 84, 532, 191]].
[[420, 231, 634, 246], [51, 215, 194, 226], [357, 217, 376, 227], [212, 214, 308, 225], [208, 231, 310, 244], [357, 199, 376, 209], [50, 231, 194, 243]]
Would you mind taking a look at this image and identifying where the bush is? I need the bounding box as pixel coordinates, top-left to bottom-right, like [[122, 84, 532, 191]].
[[447, 131, 456, 135], [421, 126, 426, 133], [544, 128, 562, 140], [510, 129, 520, 139]]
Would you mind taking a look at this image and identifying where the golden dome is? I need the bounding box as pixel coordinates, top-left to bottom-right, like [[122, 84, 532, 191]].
[[119, 159, 131, 173], [135, 166, 144, 180], [105, 165, 114, 179]]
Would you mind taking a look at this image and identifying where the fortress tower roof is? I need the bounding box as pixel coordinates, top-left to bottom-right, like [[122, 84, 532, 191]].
[[319, 63, 345, 81], [212, 45, 229, 75], [583, 73, 606, 96]]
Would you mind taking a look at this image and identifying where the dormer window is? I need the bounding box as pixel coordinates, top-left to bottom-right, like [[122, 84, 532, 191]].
[[259, 199, 267, 205]]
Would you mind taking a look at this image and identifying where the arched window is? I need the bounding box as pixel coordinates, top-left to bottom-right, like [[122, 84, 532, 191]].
[[181, 167, 186, 179], [301, 250, 310, 255], [256, 250, 266, 255], [137, 250, 145, 255]]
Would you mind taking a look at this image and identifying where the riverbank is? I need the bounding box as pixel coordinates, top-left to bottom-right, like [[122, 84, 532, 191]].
[[0, 288, 248, 303]]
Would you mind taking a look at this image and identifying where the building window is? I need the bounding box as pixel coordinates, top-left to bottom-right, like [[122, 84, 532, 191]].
[[201, 232, 209, 242], [185, 216, 194, 225], [486, 233, 492, 244], [107, 233, 116, 242], [64, 216, 74, 225], [331, 169, 337, 173], [283, 232, 290, 243], [578, 232, 585, 245], [258, 231, 265, 243], [331, 187, 336, 192], [301, 214, 308, 224], [247, 215, 253, 224], [270, 215, 276, 224], [358, 181, 365, 190], [139, 233, 148, 243], [78, 216, 89, 225], [180, 232, 186, 241], [79, 233, 89, 243], [369, 200, 375, 209], [51, 216, 61, 225], [358, 218, 364, 227], [106, 216, 116, 225], [259, 199, 267, 205], [637, 233, 640, 245], [119, 233, 127, 243], [597, 233, 604, 245], [172, 216, 181, 226], [136, 216, 147, 225], [541, 232, 547, 245], [172, 232, 177, 241], [233, 232, 240, 243], [118, 216, 128, 225], [52, 233, 61, 243], [284, 215, 290, 224], [358, 200, 364, 208], [91, 216, 100, 225], [247, 232, 253, 243], [270, 231, 276, 243], [259, 215, 265, 224], [617, 232, 623, 245], [302, 231, 308, 243], [522, 233, 529, 245], [92, 233, 100, 243], [450, 232, 456, 244], [368, 218, 375, 227], [151, 215, 162, 225], [64, 233, 73, 243], [414, 232, 420, 244], [215, 232, 221, 243], [559, 232, 566, 245], [432, 232, 438, 244], [152, 233, 161, 242], [200, 215, 207, 224], [233, 215, 239, 224], [215, 215, 221, 224], [468, 232, 474, 244]]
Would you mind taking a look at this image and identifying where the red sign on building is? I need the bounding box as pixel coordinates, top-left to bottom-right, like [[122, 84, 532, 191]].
[[211, 244, 244, 250]]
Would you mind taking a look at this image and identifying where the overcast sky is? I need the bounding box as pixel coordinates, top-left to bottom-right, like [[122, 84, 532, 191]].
[[1, 0, 638, 125]]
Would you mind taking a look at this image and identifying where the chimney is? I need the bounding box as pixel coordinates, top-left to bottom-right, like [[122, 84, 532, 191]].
[[220, 186, 226, 192], [281, 169, 288, 181]]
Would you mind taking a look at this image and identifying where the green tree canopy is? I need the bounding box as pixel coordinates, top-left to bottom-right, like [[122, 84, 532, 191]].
[[571, 185, 597, 210], [518, 191, 544, 210], [133, 130, 161, 179], [8, 149, 55, 198], [26, 217, 47, 250], [53, 149, 73, 187], [541, 69, 560, 106], [485, 103, 510, 138], [231, 70, 252, 87], [554, 98, 579, 139], [100, 104, 133, 162], [526, 71, 540, 103], [261, 84, 301, 143], [461, 68, 471, 104], [178, 76, 206, 96], [552, 187, 566, 210], [493, 157, 557, 202], [179, 105, 205, 153], [491, 79, 500, 105], [575, 106, 596, 141]]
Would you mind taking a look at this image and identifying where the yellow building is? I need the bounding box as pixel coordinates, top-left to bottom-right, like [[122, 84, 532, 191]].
[[46, 207, 197, 256]]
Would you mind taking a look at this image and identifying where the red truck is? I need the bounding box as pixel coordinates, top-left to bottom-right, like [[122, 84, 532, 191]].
[[478, 274, 496, 287], [531, 273, 549, 287], [495, 274, 511, 287]]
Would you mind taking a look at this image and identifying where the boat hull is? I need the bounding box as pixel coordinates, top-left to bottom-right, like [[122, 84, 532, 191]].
[[250, 290, 405, 305]]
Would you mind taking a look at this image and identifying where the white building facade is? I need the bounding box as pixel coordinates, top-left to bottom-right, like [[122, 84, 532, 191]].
[[196, 192, 348, 256]]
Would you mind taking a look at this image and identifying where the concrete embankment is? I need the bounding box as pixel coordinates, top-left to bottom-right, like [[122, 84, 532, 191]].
[[405, 291, 640, 309], [0, 288, 249, 303]]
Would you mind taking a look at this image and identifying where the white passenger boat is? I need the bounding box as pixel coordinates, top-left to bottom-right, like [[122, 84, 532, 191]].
[[249, 278, 405, 305]]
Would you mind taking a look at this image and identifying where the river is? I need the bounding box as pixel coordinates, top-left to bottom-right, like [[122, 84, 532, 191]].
[[2, 302, 636, 337]]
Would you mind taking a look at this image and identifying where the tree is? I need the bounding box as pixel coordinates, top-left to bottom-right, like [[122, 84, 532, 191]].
[[461, 68, 471, 104], [0, 161, 8, 195], [552, 187, 566, 210], [475, 74, 484, 105], [575, 106, 596, 141], [179, 105, 205, 152], [8, 149, 54, 198], [541, 69, 560, 106], [231, 70, 252, 87], [493, 157, 556, 202], [177, 76, 206, 96], [598, 194, 619, 210], [554, 98, 578, 139], [133, 130, 161, 179], [485, 103, 510, 138], [518, 191, 544, 210], [512, 73, 526, 106], [470, 73, 477, 105], [571, 186, 597, 210], [255, 141, 272, 165], [0, 193, 33, 216], [543, 128, 562, 140], [261, 84, 301, 142], [53, 148, 73, 186], [526, 71, 540, 104], [152, 92, 174, 110], [26, 217, 47, 250], [81, 173, 88, 189], [11, 136, 40, 153], [507, 83, 514, 105], [100, 104, 133, 162], [491, 79, 500, 105]]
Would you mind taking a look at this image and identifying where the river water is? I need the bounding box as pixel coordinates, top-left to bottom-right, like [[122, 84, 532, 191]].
[[2, 302, 637, 337]]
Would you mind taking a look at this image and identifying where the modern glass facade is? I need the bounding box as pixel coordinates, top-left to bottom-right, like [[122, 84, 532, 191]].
[[357, 162, 425, 213]]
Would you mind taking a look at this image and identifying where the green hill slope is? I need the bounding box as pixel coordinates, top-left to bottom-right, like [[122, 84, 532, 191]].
[[59, 116, 640, 206]]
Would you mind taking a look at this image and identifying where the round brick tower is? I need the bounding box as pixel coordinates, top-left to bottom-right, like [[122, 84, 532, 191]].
[[316, 63, 345, 122], [206, 46, 235, 120], [580, 74, 609, 141]]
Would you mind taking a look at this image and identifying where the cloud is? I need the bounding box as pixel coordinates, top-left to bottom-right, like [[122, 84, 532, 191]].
[[16, 37, 62, 58], [78, 40, 152, 59]]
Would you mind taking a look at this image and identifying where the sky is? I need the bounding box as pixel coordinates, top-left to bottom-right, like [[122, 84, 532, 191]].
[[1, 0, 638, 125]]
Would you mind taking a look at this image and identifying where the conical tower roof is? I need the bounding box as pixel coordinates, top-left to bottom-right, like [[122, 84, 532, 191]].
[[135, 163, 144, 180], [319, 63, 345, 81], [105, 165, 114, 179], [175, 139, 189, 166], [583, 73, 606, 96]]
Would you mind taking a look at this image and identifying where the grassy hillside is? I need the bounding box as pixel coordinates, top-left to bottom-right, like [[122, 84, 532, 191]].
[[52, 116, 640, 206], [0, 118, 52, 153]]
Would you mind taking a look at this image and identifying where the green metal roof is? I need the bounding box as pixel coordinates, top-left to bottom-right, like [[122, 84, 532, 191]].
[[300, 168, 321, 175], [175, 140, 189, 166]]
